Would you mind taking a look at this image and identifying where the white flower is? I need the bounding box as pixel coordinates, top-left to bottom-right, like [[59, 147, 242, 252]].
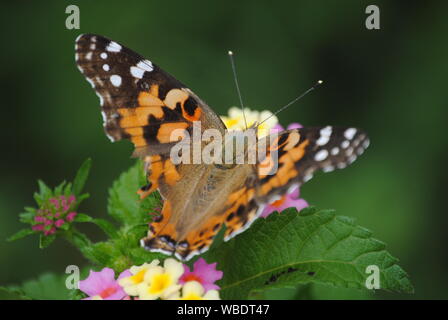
[[118, 260, 159, 296], [221, 107, 278, 137], [137, 258, 184, 300], [169, 281, 220, 300]]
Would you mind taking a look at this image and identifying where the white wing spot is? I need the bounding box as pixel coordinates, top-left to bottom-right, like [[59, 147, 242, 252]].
[[363, 139, 370, 149], [348, 155, 357, 164], [347, 147, 354, 156], [331, 147, 339, 155], [106, 41, 122, 52], [341, 140, 350, 149], [337, 163, 347, 169], [90, 43, 96, 50], [304, 174, 313, 182], [110, 75, 122, 87], [85, 52, 92, 60], [137, 60, 154, 72], [100, 52, 108, 59], [317, 126, 332, 146], [130, 66, 145, 79], [102, 64, 110, 71], [315, 149, 328, 161], [323, 165, 334, 172], [344, 128, 357, 140]]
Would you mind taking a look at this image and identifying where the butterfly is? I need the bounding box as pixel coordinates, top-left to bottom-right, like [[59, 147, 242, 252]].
[[75, 34, 369, 261]]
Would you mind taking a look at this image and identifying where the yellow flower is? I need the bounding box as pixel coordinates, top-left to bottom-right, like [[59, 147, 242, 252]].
[[221, 107, 278, 137], [118, 260, 159, 296], [138, 258, 184, 300], [170, 281, 220, 300]]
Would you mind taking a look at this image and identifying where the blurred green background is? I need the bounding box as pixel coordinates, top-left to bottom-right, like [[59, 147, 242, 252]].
[[1, 1, 447, 299]]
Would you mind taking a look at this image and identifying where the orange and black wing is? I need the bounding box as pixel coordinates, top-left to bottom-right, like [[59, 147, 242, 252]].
[[256, 126, 370, 203], [75, 34, 225, 157]]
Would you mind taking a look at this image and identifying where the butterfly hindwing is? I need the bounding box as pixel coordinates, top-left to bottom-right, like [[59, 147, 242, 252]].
[[75, 33, 225, 157]]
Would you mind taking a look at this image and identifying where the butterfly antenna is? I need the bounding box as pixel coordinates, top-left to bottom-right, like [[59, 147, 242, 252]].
[[257, 80, 323, 128], [228, 50, 248, 129]]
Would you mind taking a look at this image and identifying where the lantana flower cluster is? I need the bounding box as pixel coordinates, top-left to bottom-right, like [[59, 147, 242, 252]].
[[32, 195, 78, 236], [79, 258, 223, 300], [220, 107, 309, 217]]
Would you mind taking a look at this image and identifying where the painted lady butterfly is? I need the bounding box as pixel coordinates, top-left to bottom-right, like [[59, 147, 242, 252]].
[[75, 34, 369, 261]]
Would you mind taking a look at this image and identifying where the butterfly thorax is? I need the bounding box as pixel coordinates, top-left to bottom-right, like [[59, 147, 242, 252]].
[[216, 128, 259, 169]]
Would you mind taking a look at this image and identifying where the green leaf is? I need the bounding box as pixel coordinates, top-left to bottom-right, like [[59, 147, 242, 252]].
[[7, 228, 34, 242], [19, 211, 35, 223], [39, 233, 56, 249], [204, 207, 414, 299], [128, 247, 166, 265], [92, 219, 119, 238], [108, 161, 160, 226], [0, 287, 31, 300], [68, 230, 92, 251], [19, 273, 72, 300], [54, 180, 67, 196], [74, 214, 119, 238], [37, 180, 52, 199], [73, 158, 92, 196], [74, 213, 93, 222]]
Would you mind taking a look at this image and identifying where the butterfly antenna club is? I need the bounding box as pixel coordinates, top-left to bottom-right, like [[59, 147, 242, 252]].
[[257, 80, 323, 129]]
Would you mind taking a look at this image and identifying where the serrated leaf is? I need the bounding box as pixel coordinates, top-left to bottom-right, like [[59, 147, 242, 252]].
[[204, 207, 414, 299], [128, 247, 166, 265], [19, 273, 72, 300], [82, 241, 120, 266], [92, 218, 119, 238], [107, 161, 160, 226], [7, 228, 34, 242], [73, 158, 92, 196]]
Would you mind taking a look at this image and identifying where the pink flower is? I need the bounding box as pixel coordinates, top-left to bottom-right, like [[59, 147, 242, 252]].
[[261, 122, 309, 218], [55, 219, 65, 227], [31, 195, 78, 236], [180, 258, 223, 291], [66, 212, 77, 222], [79, 268, 131, 300], [44, 227, 56, 236], [261, 186, 308, 218], [32, 225, 44, 231], [271, 122, 302, 133]]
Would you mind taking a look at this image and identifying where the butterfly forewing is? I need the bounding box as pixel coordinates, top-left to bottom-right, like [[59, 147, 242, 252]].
[[75, 34, 224, 157]]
